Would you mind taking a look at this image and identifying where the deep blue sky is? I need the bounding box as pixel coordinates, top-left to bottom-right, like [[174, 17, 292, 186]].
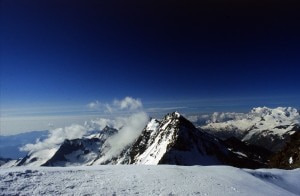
[[1, 0, 300, 115]]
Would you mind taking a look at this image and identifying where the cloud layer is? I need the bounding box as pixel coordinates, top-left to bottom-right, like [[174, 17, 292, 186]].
[[87, 97, 143, 114], [22, 97, 149, 161], [87, 100, 100, 110], [21, 124, 87, 152], [113, 97, 142, 111]]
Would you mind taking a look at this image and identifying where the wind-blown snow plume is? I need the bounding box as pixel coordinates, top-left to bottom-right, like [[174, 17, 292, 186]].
[[104, 111, 148, 159], [89, 97, 149, 160]]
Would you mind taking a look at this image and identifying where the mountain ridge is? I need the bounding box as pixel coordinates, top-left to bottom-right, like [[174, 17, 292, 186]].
[[3, 107, 299, 169], [201, 107, 299, 152]]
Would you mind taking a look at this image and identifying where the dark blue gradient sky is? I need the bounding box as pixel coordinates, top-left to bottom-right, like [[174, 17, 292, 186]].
[[1, 0, 300, 114]]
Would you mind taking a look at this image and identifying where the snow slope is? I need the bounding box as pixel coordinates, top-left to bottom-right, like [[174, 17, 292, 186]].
[[0, 165, 299, 195]]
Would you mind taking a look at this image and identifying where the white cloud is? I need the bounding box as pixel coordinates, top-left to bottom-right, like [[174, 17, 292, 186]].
[[104, 111, 149, 159], [146, 107, 187, 113], [87, 100, 100, 110], [105, 103, 113, 113], [21, 97, 149, 162], [21, 124, 88, 153], [113, 97, 143, 111], [86, 97, 143, 114]]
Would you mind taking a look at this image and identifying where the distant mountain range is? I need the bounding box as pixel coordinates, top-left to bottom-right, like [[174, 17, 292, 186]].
[[201, 107, 299, 152], [2, 107, 299, 169]]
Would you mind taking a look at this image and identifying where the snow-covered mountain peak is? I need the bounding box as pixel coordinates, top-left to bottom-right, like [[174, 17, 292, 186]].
[[203, 107, 299, 131], [249, 107, 298, 119], [174, 111, 181, 118], [202, 107, 300, 152], [86, 126, 118, 140], [117, 112, 261, 167], [100, 126, 118, 136], [121, 113, 182, 165], [163, 111, 181, 120]]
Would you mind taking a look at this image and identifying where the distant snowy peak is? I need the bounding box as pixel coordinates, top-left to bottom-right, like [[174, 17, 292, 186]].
[[87, 126, 118, 140], [43, 126, 119, 166], [248, 107, 299, 124], [250, 107, 298, 117], [202, 107, 300, 152], [42, 138, 104, 166], [16, 126, 119, 167], [202, 107, 299, 133]]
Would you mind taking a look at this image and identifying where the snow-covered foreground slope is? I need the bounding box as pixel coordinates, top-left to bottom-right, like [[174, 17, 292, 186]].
[[1, 165, 299, 196]]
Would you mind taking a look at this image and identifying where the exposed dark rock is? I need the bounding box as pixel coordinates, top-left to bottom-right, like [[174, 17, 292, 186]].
[[269, 130, 300, 169]]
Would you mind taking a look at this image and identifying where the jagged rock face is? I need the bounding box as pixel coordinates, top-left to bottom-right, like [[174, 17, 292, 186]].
[[43, 126, 118, 166], [157, 114, 227, 165], [269, 128, 300, 169], [223, 137, 273, 165], [42, 138, 103, 166], [201, 107, 300, 152], [89, 126, 118, 140], [120, 112, 264, 168]]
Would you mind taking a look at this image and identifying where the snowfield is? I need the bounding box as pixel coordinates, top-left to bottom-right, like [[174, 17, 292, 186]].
[[1, 165, 299, 196]]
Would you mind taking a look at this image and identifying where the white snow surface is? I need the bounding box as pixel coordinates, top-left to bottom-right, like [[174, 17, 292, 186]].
[[289, 157, 294, 164], [0, 165, 299, 196], [146, 119, 160, 130], [20, 148, 58, 167], [131, 118, 173, 165], [134, 127, 175, 165]]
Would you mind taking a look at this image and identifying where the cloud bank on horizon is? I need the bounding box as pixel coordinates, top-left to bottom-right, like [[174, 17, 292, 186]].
[[0, 97, 147, 136]]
